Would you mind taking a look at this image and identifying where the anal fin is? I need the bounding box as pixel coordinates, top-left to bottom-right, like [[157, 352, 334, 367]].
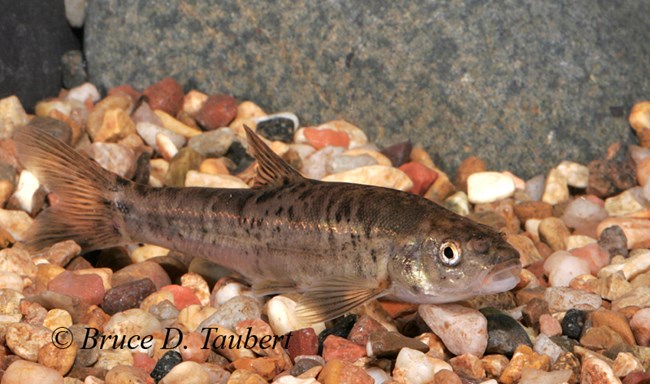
[[295, 276, 389, 323]]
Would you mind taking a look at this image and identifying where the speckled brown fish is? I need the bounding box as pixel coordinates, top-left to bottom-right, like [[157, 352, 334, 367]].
[[14, 124, 521, 322]]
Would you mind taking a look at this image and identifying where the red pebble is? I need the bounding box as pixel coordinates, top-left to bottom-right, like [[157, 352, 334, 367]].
[[143, 77, 184, 116], [132, 352, 156, 375], [303, 127, 350, 150], [322, 335, 367, 363], [160, 285, 201, 310], [622, 372, 650, 384], [47, 271, 105, 306], [570, 243, 610, 275], [285, 328, 318, 361], [108, 84, 142, 102], [398, 162, 438, 195], [347, 315, 386, 346], [195, 94, 238, 130]]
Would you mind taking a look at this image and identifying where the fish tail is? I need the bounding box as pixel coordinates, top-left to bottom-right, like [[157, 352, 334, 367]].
[[13, 125, 129, 251]]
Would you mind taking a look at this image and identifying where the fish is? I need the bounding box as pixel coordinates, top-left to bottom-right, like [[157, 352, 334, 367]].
[[14, 123, 521, 322]]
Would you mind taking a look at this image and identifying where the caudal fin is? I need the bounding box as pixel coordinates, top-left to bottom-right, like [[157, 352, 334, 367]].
[[13, 124, 127, 251]]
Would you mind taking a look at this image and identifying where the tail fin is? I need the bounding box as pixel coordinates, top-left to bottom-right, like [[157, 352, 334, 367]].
[[13, 124, 127, 251]]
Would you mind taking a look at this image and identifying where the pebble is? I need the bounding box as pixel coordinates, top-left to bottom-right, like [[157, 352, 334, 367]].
[[525, 174, 546, 201], [455, 156, 486, 192], [380, 140, 413, 167], [0, 95, 29, 139], [467, 172, 516, 204], [84, 142, 136, 178], [0, 247, 37, 277], [165, 147, 204, 187], [86, 93, 132, 139], [539, 217, 571, 251], [326, 153, 377, 174], [533, 334, 564, 363], [322, 165, 413, 191], [0, 208, 34, 241], [159, 361, 210, 384], [419, 304, 488, 357], [93, 108, 136, 142], [185, 170, 249, 189], [580, 354, 621, 384], [587, 142, 637, 198], [561, 309, 587, 340], [449, 353, 485, 379], [347, 315, 386, 346], [544, 287, 602, 312], [143, 77, 184, 116], [613, 352, 644, 378], [151, 351, 183, 383], [255, 113, 298, 143], [481, 308, 532, 357], [5, 323, 52, 361], [317, 315, 358, 353], [542, 168, 569, 205], [102, 278, 157, 315], [597, 218, 650, 249], [103, 309, 163, 347], [398, 162, 438, 195], [112, 261, 171, 290], [630, 308, 650, 346], [0, 270, 25, 292], [160, 284, 201, 310], [519, 368, 572, 384], [605, 189, 646, 217], [48, 270, 105, 305], [10, 170, 40, 214], [580, 325, 629, 351], [543, 251, 591, 287], [187, 127, 236, 157], [290, 356, 324, 377], [481, 354, 509, 379], [539, 313, 563, 337], [322, 120, 368, 148], [155, 109, 203, 137], [507, 234, 543, 267], [599, 249, 650, 280], [393, 348, 451, 384], [104, 365, 149, 384], [598, 225, 629, 258], [367, 330, 429, 358], [498, 345, 551, 384], [286, 328, 319, 361], [198, 295, 262, 331], [301, 146, 344, 179], [443, 191, 470, 216], [2, 360, 64, 384], [182, 90, 209, 117], [196, 94, 238, 130], [612, 286, 650, 311], [321, 335, 366, 363], [514, 201, 553, 223], [591, 309, 636, 346], [556, 160, 589, 188], [318, 359, 373, 384], [266, 295, 326, 336], [43, 308, 73, 331], [38, 340, 78, 375], [629, 101, 650, 147], [136, 121, 186, 151]]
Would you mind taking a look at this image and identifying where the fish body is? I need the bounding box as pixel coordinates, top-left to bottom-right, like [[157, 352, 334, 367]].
[[14, 125, 521, 321]]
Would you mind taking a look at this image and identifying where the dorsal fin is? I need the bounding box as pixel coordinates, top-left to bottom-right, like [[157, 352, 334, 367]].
[[244, 125, 304, 187]]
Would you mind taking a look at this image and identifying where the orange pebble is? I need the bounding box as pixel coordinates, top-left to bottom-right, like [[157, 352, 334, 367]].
[[304, 127, 350, 150], [160, 285, 201, 310], [133, 352, 156, 375], [399, 162, 438, 195]]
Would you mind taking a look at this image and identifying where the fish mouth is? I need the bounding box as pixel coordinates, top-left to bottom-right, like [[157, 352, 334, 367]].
[[479, 258, 522, 295]]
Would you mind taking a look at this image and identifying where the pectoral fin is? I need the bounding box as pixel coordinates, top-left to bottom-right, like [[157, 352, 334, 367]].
[[296, 276, 389, 323]]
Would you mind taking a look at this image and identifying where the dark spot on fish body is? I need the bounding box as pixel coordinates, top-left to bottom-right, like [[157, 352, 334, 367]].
[[275, 206, 284, 216], [371, 249, 377, 263], [116, 177, 131, 188], [288, 206, 294, 220], [253, 232, 262, 241], [114, 201, 130, 215], [255, 189, 277, 204]]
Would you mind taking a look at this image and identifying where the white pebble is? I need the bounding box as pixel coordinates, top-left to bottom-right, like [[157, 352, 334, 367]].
[[393, 348, 451, 384], [525, 219, 541, 242], [365, 367, 391, 384], [213, 282, 249, 305], [566, 235, 597, 250], [532, 334, 563, 363], [65, 82, 100, 103], [160, 361, 210, 384], [519, 368, 572, 384], [273, 377, 319, 384], [467, 172, 515, 204], [556, 160, 589, 188], [561, 197, 608, 229], [11, 170, 40, 214], [598, 249, 650, 280], [265, 295, 326, 335], [543, 251, 591, 287], [322, 165, 413, 191], [542, 168, 569, 205], [136, 121, 187, 151], [0, 271, 25, 292], [418, 304, 488, 357], [327, 154, 377, 174], [156, 133, 178, 161], [185, 171, 249, 189]]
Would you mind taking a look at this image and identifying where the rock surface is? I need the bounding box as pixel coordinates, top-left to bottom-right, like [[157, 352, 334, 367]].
[[84, 0, 650, 178]]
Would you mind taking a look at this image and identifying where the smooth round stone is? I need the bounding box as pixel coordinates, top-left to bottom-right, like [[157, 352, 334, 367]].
[[211, 281, 251, 305], [0, 247, 37, 277], [544, 287, 602, 312], [556, 160, 589, 188], [104, 364, 149, 384], [43, 308, 73, 331], [598, 225, 628, 258], [102, 278, 157, 315], [393, 348, 451, 384], [380, 140, 412, 167], [266, 295, 327, 336], [183, 90, 209, 116], [597, 217, 650, 249], [519, 367, 572, 384], [418, 304, 488, 357], [326, 154, 377, 174], [6, 323, 52, 361], [543, 251, 591, 287], [561, 309, 586, 340], [187, 127, 236, 157], [302, 146, 345, 179], [195, 94, 238, 130], [322, 335, 366, 363], [480, 308, 532, 357], [47, 270, 105, 305], [143, 77, 184, 116], [160, 361, 210, 384], [2, 360, 64, 384], [0, 209, 34, 242], [467, 172, 516, 204], [198, 295, 262, 331], [604, 189, 645, 217], [367, 330, 429, 358], [112, 261, 171, 290], [538, 217, 571, 252], [179, 332, 211, 363], [38, 341, 78, 376], [103, 309, 163, 346], [524, 174, 546, 201]]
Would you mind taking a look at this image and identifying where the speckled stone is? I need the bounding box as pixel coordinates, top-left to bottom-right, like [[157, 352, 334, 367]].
[[84, 0, 649, 178]]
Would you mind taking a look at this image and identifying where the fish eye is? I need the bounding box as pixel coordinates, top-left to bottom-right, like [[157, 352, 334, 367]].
[[439, 241, 462, 266]]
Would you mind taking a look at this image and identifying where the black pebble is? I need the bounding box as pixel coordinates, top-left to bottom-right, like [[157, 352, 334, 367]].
[[380, 140, 412, 167], [225, 141, 255, 174], [561, 309, 586, 340], [317, 315, 357, 354], [480, 307, 532, 358], [256, 117, 296, 143], [150, 350, 182, 383], [133, 151, 152, 185]]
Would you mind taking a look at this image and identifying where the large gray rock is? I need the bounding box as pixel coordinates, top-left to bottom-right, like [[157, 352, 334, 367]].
[[85, 0, 650, 178]]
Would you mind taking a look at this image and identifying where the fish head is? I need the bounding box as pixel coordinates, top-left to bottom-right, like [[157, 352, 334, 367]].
[[388, 215, 521, 303]]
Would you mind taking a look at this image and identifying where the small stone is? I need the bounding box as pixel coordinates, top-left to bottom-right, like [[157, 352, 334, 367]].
[[185, 171, 249, 189], [180, 272, 210, 307], [629, 101, 650, 148], [539, 314, 563, 337], [317, 315, 358, 353], [481, 354, 509, 379], [318, 359, 373, 384], [6, 323, 52, 361], [443, 191, 470, 216], [467, 172, 516, 204], [155, 109, 203, 137], [322, 165, 413, 191], [379, 140, 412, 167], [612, 286, 650, 311], [539, 217, 571, 251], [623, 372, 650, 384], [94, 108, 136, 142], [136, 121, 186, 151], [561, 197, 609, 230], [195, 94, 238, 130], [449, 353, 485, 379], [199, 158, 233, 175], [569, 243, 610, 275], [367, 330, 429, 358], [419, 304, 488, 357], [544, 287, 602, 312], [347, 315, 386, 346], [165, 147, 204, 187], [0, 208, 34, 241], [556, 160, 589, 188], [84, 142, 136, 178], [48, 270, 105, 305], [198, 295, 262, 331], [32, 240, 81, 267], [290, 356, 324, 377], [591, 309, 636, 346], [286, 328, 319, 361], [599, 249, 650, 280], [542, 168, 569, 205], [506, 234, 543, 267], [630, 308, 650, 346], [319, 120, 367, 148], [455, 156, 486, 192], [581, 354, 620, 384], [612, 352, 644, 377], [514, 201, 553, 223], [587, 142, 637, 198], [393, 348, 451, 384], [0, 271, 25, 292], [160, 284, 201, 310], [326, 153, 377, 174], [112, 261, 171, 290], [598, 226, 629, 258], [0, 95, 29, 140], [87, 94, 133, 140], [183, 90, 209, 117], [521, 298, 549, 327], [525, 174, 546, 201], [605, 189, 646, 217], [38, 340, 78, 376], [265, 295, 326, 336], [519, 368, 572, 384], [104, 365, 149, 384], [398, 162, 438, 195], [103, 308, 162, 346], [543, 251, 591, 287], [480, 308, 532, 357], [255, 113, 298, 143], [9, 169, 40, 214], [2, 360, 64, 384], [43, 309, 73, 331], [150, 351, 183, 383], [143, 77, 184, 116], [561, 309, 587, 340], [159, 361, 210, 384], [580, 326, 628, 351], [187, 127, 236, 157], [102, 278, 157, 315], [322, 334, 368, 363], [598, 218, 650, 249], [498, 345, 551, 384], [533, 334, 564, 363]]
